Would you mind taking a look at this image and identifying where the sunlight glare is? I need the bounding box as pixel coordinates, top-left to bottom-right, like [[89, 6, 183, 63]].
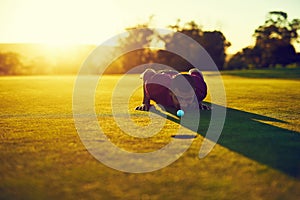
[[5, 0, 124, 45]]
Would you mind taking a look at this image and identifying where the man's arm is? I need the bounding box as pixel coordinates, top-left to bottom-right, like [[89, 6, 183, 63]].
[[135, 83, 151, 111], [135, 69, 156, 111]]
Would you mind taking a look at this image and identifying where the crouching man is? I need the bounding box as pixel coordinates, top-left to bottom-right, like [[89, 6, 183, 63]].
[[135, 68, 211, 112]]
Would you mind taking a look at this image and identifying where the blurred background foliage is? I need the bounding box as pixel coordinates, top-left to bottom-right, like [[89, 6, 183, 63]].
[[0, 11, 299, 75]]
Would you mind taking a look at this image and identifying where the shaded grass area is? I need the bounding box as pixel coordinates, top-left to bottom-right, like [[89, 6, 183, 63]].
[[217, 106, 300, 178], [154, 104, 300, 177], [0, 75, 300, 200], [221, 67, 300, 79]]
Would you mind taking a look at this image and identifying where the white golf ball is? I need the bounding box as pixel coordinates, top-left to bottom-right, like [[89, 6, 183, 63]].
[[177, 109, 184, 117]]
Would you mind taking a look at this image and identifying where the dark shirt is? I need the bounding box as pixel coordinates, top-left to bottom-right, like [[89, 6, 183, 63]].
[[144, 71, 207, 107]]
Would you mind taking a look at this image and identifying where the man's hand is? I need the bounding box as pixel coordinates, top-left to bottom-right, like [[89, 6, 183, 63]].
[[186, 103, 211, 110], [135, 104, 151, 111], [199, 103, 211, 110]]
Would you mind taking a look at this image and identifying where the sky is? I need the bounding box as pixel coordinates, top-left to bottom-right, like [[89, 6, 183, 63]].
[[0, 0, 299, 53]]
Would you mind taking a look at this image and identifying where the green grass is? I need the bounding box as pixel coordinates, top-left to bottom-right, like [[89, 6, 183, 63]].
[[221, 67, 300, 79], [0, 71, 299, 200]]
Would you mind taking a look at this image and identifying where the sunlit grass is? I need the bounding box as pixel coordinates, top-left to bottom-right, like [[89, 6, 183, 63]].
[[0, 72, 299, 199]]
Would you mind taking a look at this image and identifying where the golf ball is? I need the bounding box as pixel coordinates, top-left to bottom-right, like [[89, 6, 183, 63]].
[[177, 109, 184, 117]]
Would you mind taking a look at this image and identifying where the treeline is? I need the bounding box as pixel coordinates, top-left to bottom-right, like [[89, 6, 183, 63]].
[[0, 11, 300, 75], [109, 11, 300, 73], [107, 20, 230, 73], [108, 21, 230, 72], [228, 11, 300, 69], [0, 44, 95, 75]]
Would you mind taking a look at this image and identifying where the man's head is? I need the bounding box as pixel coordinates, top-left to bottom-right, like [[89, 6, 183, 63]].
[[170, 74, 195, 108]]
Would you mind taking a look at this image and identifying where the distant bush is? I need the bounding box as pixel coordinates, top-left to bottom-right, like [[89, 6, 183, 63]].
[[0, 52, 23, 75]]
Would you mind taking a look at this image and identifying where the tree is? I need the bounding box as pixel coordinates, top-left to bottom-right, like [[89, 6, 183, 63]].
[[200, 31, 231, 69], [0, 52, 23, 75], [114, 18, 156, 73], [158, 20, 203, 71], [254, 11, 299, 67], [226, 46, 262, 70], [163, 20, 230, 70], [227, 11, 300, 69]]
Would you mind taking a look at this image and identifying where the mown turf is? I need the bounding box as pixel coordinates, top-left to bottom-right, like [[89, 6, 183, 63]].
[[0, 71, 299, 200], [221, 67, 300, 79]]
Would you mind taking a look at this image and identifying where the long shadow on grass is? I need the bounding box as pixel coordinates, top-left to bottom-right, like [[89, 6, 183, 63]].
[[151, 104, 300, 178]]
